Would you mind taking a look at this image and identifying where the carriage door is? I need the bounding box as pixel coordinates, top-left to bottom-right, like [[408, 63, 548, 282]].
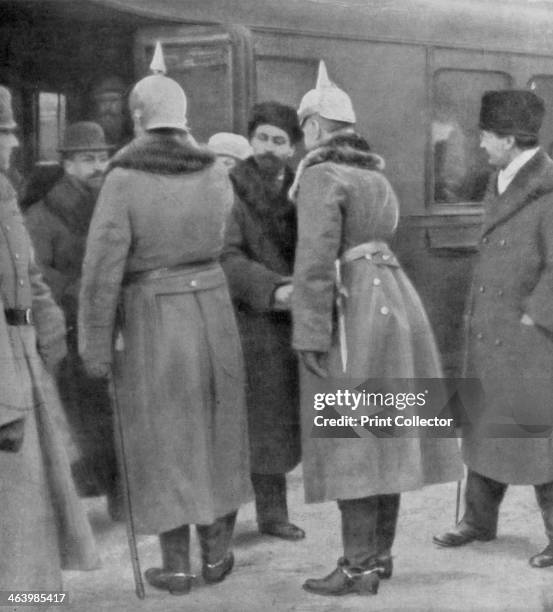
[[134, 25, 253, 143]]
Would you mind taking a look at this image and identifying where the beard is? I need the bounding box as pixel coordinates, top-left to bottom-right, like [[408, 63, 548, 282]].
[[255, 152, 286, 182], [97, 113, 124, 144]]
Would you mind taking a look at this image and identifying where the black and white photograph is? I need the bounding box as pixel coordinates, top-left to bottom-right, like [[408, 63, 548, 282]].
[[2, 1, 553, 610]]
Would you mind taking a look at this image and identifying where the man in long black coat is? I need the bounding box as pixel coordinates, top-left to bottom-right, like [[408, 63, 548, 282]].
[[434, 90, 553, 569], [221, 102, 305, 540]]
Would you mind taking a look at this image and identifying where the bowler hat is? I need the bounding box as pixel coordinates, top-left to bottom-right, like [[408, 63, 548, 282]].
[[0, 86, 17, 131], [479, 90, 545, 138], [248, 102, 303, 145], [58, 122, 112, 153]]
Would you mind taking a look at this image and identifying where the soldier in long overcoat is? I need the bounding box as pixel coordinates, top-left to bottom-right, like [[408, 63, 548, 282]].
[[79, 69, 252, 595], [25, 122, 120, 515], [434, 90, 553, 569], [221, 102, 305, 541], [0, 86, 98, 591], [291, 63, 463, 597]]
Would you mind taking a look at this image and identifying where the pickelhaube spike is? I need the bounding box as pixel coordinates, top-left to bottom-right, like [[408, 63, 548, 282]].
[[149, 41, 167, 75], [315, 60, 332, 90]]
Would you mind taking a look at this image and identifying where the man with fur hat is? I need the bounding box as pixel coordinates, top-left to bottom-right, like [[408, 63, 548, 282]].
[[0, 85, 98, 590], [221, 101, 305, 541], [79, 51, 252, 595], [434, 89, 553, 569], [291, 61, 462, 596], [25, 121, 121, 518]]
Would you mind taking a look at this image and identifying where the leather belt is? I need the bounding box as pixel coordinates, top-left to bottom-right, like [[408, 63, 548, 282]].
[[4, 308, 33, 326], [123, 259, 217, 286]]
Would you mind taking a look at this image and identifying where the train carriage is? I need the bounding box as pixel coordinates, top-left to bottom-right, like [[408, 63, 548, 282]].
[[2, 0, 553, 375]]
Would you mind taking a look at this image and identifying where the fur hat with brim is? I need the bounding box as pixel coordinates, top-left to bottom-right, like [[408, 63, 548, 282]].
[[58, 121, 112, 153], [479, 90, 545, 138], [247, 101, 303, 145]]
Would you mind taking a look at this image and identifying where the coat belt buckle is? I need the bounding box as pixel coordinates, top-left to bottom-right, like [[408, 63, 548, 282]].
[[24, 308, 33, 325]]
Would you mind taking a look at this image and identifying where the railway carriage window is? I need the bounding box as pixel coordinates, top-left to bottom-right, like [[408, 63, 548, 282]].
[[433, 70, 510, 204], [256, 58, 318, 108], [144, 43, 233, 143], [529, 77, 553, 158], [37, 92, 66, 162]]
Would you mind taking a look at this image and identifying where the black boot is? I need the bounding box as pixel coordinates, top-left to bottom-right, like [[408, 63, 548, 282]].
[[197, 512, 237, 584], [302, 558, 379, 597], [145, 525, 193, 595]]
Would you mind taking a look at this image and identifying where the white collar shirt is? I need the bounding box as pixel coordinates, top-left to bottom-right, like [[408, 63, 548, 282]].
[[497, 147, 540, 195]]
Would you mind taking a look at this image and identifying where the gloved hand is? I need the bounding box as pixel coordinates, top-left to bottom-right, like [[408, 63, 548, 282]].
[[82, 359, 111, 379], [298, 350, 329, 378], [0, 418, 25, 453]]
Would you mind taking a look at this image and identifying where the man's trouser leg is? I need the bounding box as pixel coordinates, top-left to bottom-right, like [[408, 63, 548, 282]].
[[534, 481, 553, 543], [462, 469, 507, 538], [251, 472, 288, 525]]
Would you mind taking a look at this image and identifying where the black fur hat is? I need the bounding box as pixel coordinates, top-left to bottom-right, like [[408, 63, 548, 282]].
[[479, 90, 545, 138], [247, 101, 303, 145]]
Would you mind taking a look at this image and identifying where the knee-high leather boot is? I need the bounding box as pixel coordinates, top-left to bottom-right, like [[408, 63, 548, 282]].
[[197, 511, 237, 584], [145, 524, 192, 595]]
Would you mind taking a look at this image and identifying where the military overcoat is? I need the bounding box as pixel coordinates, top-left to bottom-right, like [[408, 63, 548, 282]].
[[291, 132, 463, 503], [0, 173, 98, 590], [79, 134, 252, 534]]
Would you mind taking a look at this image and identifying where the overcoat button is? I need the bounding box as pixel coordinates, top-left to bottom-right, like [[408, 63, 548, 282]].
[[482, 237, 488, 244], [373, 278, 381, 286], [476, 332, 483, 340], [479, 286, 485, 293], [494, 339, 502, 346], [14, 253, 19, 259], [499, 239, 506, 246], [380, 306, 389, 315], [4, 224, 9, 231], [18, 279, 24, 286], [190, 280, 197, 287], [497, 289, 504, 296]]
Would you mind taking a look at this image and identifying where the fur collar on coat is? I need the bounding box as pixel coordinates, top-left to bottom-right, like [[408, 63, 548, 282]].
[[289, 129, 385, 201], [42, 174, 97, 236], [230, 156, 297, 266], [108, 132, 215, 175]]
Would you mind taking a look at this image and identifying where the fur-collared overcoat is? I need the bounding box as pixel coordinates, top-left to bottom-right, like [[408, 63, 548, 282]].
[[0, 173, 98, 590], [221, 157, 300, 474], [25, 174, 115, 495], [79, 133, 252, 533], [463, 149, 553, 485], [291, 132, 463, 503]]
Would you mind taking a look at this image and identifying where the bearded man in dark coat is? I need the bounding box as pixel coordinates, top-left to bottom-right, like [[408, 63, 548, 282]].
[[434, 90, 553, 569], [221, 101, 305, 541], [25, 122, 121, 518]]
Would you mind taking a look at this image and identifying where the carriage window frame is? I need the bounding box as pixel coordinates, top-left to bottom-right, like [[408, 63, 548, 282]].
[[528, 75, 553, 159], [36, 91, 67, 163], [428, 67, 513, 215]]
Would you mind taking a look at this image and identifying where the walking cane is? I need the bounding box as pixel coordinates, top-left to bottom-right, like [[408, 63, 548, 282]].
[[108, 370, 146, 599], [455, 479, 462, 525]]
